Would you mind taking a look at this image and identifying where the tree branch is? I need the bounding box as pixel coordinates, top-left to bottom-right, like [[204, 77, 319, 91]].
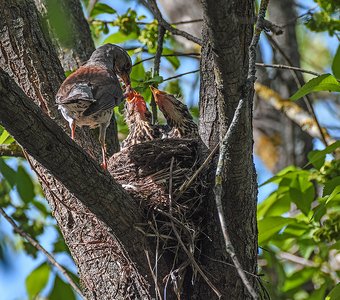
[[0, 143, 24, 157], [0, 68, 156, 281], [254, 82, 336, 146], [0, 207, 85, 299], [144, 0, 202, 45], [162, 69, 199, 82], [255, 62, 322, 77], [133, 52, 199, 66], [150, 24, 165, 124]]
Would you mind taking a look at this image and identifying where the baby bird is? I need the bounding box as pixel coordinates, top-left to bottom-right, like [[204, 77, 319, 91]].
[[122, 90, 161, 148], [150, 86, 199, 138], [56, 44, 132, 169]]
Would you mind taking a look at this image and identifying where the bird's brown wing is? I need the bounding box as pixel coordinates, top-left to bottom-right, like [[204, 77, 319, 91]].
[[56, 66, 123, 115]]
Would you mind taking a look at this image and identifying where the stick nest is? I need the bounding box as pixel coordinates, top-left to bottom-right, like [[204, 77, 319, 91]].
[[108, 138, 206, 296]]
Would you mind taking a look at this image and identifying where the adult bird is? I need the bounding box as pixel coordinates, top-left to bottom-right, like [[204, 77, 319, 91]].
[[122, 90, 161, 148], [150, 86, 199, 138], [56, 44, 132, 169]]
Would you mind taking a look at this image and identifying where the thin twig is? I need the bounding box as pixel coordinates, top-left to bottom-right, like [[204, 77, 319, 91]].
[[255, 62, 322, 77], [133, 52, 200, 66], [145, 0, 202, 45], [0, 207, 85, 299], [150, 25, 165, 124], [175, 143, 219, 200], [0, 143, 24, 157], [162, 69, 199, 82], [144, 250, 162, 299], [168, 157, 221, 298], [215, 99, 258, 300]]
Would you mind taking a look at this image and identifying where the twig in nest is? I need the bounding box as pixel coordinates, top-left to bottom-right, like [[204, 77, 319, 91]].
[[0, 207, 85, 299], [168, 157, 222, 299], [176, 142, 219, 200], [144, 250, 162, 299]]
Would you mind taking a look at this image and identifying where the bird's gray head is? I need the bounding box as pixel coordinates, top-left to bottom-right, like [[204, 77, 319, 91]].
[[87, 44, 132, 86]]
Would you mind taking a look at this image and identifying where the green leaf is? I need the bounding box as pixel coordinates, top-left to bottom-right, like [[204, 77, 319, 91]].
[[307, 141, 340, 169], [257, 191, 291, 219], [16, 166, 35, 203], [90, 3, 116, 18], [258, 216, 295, 244], [326, 283, 340, 300], [0, 158, 16, 187], [332, 45, 340, 79], [25, 263, 50, 299], [290, 74, 340, 101], [0, 130, 14, 144], [49, 275, 76, 300], [282, 268, 315, 292], [163, 48, 180, 70], [103, 31, 137, 44], [325, 185, 340, 205], [289, 174, 315, 216], [323, 176, 340, 196]]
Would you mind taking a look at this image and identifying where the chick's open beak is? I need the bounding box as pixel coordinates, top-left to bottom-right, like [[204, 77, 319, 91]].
[[150, 86, 166, 104]]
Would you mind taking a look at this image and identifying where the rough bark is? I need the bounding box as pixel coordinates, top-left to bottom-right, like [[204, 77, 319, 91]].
[[254, 0, 313, 172], [34, 0, 95, 71], [0, 1, 164, 298], [197, 0, 258, 299]]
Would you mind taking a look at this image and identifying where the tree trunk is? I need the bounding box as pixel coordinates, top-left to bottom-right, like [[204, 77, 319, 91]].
[[197, 0, 258, 299]]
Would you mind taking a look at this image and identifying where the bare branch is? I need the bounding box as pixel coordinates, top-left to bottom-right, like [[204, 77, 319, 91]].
[[255, 82, 337, 147], [133, 52, 200, 66], [0, 207, 85, 298], [162, 69, 199, 82], [0, 143, 24, 157], [150, 25, 165, 124], [256, 62, 322, 77], [144, 0, 202, 45]]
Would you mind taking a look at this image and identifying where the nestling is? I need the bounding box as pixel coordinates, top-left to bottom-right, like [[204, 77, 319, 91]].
[[122, 90, 161, 148], [150, 86, 199, 138], [56, 44, 132, 169]]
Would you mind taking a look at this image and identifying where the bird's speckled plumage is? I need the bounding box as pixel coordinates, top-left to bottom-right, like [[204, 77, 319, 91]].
[[122, 91, 161, 148], [56, 44, 132, 169], [150, 87, 199, 139]]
